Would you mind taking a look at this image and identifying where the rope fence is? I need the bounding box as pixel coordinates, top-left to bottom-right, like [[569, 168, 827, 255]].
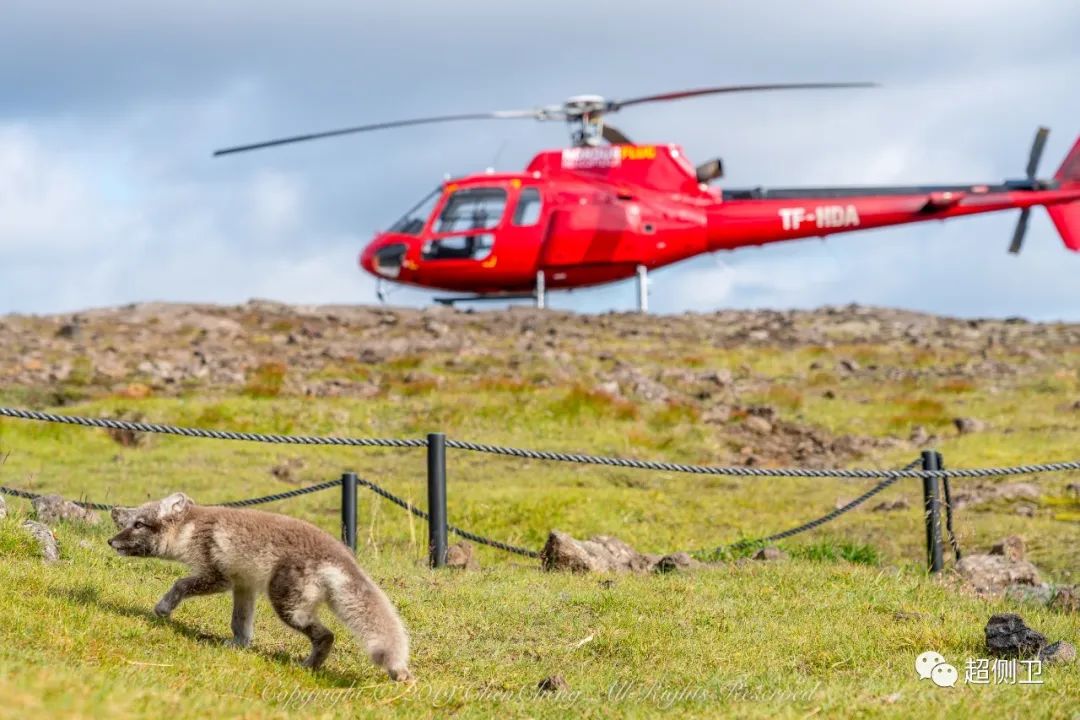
[[709, 457, 923, 557], [0, 478, 344, 512], [1, 406, 1076, 568], [5, 406, 1080, 479]]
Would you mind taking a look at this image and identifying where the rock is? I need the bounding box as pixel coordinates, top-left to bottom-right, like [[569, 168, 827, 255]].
[[990, 535, 1026, 562], [31, 495, 100, 526], [540, 531, 659, 573], [653, 552, 703, 573], [743, 415, 773, 435], [951, 482, 1040, 509], [595, 380, 620, 397], [1038, 641, 1076, 664], [270, 457, 305, 484], [1014, 504, 1036, 517], [537, 675, 570, 694], [985, 613, 1047, 658], [702, 405, 732, 424], [102, 410, 147, 448], [955, 554, 1041, 596], [0, 495, 6, 519], [838, 359, 860, 373], [117, 382, 152, 399], [703, 369, 733, 386], [602, 367, 669, 403], [752, 547, 788, 561], [1049, 586, 1079, 613], [21, 520, 59, 562], [55, 322, 81, 340], [953, 417, 987, 434], [1004, 583, 1054, 605], [872, 497, 911, 512], [446, 541, 480, 571], [909, 425, 930, 445]]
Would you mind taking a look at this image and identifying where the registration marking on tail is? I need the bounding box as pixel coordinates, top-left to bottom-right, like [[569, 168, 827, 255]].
[[779, 205, 860, 231]]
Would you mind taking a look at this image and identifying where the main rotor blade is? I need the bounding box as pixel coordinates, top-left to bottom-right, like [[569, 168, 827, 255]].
[[213, 110, 541, 157], [601, 124, 633, 145], [609, 82, 877, 111], [1009, 208, 1031, 254], [1025, 126, 1050, 179]]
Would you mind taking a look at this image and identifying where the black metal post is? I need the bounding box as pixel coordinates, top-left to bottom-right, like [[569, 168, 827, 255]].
[[426, 433, 448, 568], [341, 472, 358, 552], [921, 450, 944, 573]]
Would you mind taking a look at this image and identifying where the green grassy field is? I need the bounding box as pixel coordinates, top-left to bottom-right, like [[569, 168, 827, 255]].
[[0, 306, 1078, 717]]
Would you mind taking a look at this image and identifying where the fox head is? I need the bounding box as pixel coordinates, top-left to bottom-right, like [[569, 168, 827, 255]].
[[108, 492, 194, 557]]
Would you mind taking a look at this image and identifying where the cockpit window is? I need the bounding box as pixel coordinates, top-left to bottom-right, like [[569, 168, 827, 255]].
[[512, 187, 542, 226], [389, 187, 441, 236], [434, 188, 507, 233], [422, 233, 494, 262]]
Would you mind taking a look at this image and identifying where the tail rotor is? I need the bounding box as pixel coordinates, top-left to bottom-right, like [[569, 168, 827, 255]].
[[1008, 126, 1050, 254]]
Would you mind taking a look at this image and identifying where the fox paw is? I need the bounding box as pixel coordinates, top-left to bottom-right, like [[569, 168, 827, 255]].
[[388, 667, 414, 684], [152, 601, 173, 618]]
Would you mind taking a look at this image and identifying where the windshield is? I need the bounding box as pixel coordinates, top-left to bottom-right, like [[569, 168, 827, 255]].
[[433, 188, 507, 233], [389, 186, 441, 235]]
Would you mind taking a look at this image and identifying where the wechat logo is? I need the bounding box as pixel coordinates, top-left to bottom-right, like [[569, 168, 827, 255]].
[[915, 651, 958, 688]]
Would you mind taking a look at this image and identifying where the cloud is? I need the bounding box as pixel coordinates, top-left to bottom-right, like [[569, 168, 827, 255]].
[[1, 1, 1078, 317]]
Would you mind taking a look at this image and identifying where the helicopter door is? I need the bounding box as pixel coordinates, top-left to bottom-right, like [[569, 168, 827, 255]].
[[422, 187, 506, 262], [540, 200, 631, 267]]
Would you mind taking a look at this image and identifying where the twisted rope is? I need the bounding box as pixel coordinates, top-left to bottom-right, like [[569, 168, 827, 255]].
[[357, 477, 539, 558], [941, 475, 962, 561], [702, 458, 923, 557], [0, 478, 342, 511], [0, 407, 424, 449], [0, 477, 538, 558], [5, 407, 1080, 478], [445, 438, 1080, 478]]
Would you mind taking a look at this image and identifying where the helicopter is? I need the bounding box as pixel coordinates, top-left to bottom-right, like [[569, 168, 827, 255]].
[[214, 83, 1080, 311]]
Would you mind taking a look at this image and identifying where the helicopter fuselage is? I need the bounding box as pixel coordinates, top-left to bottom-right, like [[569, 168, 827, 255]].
[[359, 141, 1080, 295]]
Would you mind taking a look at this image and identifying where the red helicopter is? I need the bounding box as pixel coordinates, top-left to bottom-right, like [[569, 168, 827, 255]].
[[215, 83, 1080, 311]]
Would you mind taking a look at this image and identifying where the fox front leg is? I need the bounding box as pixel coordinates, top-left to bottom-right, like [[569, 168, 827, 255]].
[[154, 572, 230, 618], [229, 586, 256, 647]]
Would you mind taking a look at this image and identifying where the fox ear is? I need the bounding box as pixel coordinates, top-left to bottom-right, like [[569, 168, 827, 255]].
[[110, 506, 136, 528], [158, 492, 193, 520]]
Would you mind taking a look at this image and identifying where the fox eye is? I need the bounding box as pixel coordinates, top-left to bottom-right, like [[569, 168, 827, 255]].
[[133, 521, 147, 530]]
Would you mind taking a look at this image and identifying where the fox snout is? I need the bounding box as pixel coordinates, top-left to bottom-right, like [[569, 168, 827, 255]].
[[107, 534, 130, 554], [108, 530, 152, 556]]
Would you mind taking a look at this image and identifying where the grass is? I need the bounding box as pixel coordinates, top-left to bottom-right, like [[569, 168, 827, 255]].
[[0, 317, 1078, 717], [0, 515, 1077, 719]]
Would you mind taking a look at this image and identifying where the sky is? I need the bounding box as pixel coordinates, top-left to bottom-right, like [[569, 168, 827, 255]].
[[2, 1, 1079, 319]]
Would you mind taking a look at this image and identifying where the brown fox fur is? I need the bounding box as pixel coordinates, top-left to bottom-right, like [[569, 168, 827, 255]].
[[108, 493, 411, 681]]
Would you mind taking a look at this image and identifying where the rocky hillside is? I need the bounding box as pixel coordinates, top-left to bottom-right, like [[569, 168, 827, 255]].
[[2, 301, 1079, 467]]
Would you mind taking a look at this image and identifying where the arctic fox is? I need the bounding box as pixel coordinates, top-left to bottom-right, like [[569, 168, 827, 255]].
[[108, 492, 411, 681]]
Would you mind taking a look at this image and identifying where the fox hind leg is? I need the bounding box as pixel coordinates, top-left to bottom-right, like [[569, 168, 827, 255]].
[[269, 563, 335, 670]]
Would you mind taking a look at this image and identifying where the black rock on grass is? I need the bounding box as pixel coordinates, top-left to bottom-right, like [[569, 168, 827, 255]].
[[985, 613, 1047, 658]]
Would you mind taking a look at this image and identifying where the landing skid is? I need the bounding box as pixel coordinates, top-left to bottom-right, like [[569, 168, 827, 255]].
[[433, 265, 651, 312], [433, 293, 539, 307]]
